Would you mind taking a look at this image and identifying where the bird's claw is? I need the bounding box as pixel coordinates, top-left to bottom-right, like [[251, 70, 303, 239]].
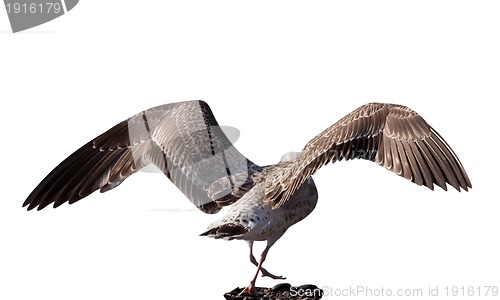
[[260, 268, 286, 280], [240, 285, 257, 295]]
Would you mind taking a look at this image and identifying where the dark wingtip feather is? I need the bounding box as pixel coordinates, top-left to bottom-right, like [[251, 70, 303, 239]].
[[23, 120, 136, 211]]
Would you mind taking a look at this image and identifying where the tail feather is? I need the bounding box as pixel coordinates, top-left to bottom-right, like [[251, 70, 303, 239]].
[[200, 224, 249, 239]]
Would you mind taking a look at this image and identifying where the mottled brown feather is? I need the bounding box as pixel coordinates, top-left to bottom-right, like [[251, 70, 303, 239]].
[[265, 103, 471, 208], [24, 101, 260, 213]]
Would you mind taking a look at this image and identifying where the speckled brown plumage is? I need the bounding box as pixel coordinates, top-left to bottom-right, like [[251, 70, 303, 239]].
[[23, 100, 260, 213], [264, 103, 471, 209]]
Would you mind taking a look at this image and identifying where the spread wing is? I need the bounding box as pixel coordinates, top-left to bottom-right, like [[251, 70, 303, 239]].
[[265, 102, 471, 208], [24, 100, 261, 213]]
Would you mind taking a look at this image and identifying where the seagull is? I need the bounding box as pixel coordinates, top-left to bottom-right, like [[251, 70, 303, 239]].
[[24, 100, 471, 294]]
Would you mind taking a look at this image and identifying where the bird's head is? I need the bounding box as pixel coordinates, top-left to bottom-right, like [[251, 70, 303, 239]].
[[280, 151, 301, 163]]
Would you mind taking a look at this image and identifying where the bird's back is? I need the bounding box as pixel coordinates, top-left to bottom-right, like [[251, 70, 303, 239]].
[[201, 171, 318, 241]]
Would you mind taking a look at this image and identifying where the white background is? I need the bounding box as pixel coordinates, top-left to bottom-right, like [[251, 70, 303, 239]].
[[1, 1, 498, 299]]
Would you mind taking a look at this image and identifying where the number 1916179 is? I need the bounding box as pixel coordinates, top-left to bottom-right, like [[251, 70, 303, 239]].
[[5, 2, 61, 14], [444, 286, 498, 297]]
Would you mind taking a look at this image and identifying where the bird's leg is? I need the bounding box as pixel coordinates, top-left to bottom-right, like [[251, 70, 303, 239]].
[[247, 240, 258, 266], [247, 240, 286, 280], [241, 239, 285, 295]]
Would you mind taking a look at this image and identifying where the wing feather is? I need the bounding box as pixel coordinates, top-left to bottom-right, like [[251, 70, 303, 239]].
[[24, 100, 260, 213], [396, 139, 412, 180], [409, 141, 434, 190], [265, 103, 471, 208]]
